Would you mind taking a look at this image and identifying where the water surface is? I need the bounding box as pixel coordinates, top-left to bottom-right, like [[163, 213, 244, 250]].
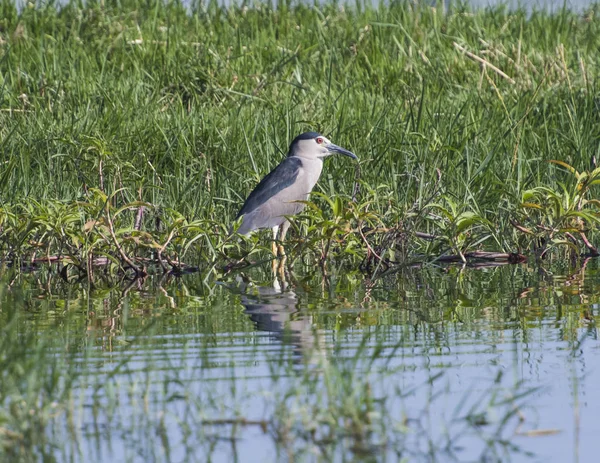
[[1, 260, 599, 462]]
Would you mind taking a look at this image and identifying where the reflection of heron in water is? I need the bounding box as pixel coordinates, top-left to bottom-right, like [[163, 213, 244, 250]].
[[234, 275, 326, 364]]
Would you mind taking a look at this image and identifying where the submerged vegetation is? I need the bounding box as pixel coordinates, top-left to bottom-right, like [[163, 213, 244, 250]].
[[1, 266, 565, 461], [2, 0, 600, 276]]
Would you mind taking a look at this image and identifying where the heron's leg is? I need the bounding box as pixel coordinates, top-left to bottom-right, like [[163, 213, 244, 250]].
[[277, 221, 291, 257], [277, 255, 287, 279], [271, 226, 280, 273], [271, 226, 279, 256]]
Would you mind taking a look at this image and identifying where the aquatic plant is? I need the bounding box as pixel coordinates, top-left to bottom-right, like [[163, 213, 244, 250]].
[[513, 161, 600, 258]]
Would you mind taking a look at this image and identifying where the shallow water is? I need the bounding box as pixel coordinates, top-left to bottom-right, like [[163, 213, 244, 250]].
[[12, 0, 596, 14], [1, 260, 600, 462]]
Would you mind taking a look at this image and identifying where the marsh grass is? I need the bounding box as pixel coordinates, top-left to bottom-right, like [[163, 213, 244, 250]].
[[2, 0, 600, 271]]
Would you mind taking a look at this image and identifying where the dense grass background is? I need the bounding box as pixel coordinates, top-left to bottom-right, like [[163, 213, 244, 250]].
[[2, 0, 600, 266]]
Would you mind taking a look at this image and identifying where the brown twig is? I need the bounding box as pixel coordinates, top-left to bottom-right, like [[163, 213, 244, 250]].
[[579, 232, 599, 256], [415, 231, 437, 240], [358, 225, 382, 263], [105, 205, 145, 276], [157, 228, 178, 272], [510, 219, 534, 235], [435, 251, 527, 264]]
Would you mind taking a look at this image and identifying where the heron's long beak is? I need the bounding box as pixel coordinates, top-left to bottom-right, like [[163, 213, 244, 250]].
[[326, 143, 358, 160]]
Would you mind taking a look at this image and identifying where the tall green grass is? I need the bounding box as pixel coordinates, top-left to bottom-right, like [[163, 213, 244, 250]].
[[2, 0, 600, 267]]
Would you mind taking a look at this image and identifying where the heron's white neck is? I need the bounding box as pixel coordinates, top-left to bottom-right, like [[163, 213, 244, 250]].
[[295, 156, 324, 194], [291, 153, 324, 162]]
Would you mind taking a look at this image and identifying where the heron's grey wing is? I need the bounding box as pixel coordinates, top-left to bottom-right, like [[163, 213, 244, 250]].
[[235, 157, 302, 219]]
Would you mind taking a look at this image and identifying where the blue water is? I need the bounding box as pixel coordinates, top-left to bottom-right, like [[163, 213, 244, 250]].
[[5, 260, 599, 462]]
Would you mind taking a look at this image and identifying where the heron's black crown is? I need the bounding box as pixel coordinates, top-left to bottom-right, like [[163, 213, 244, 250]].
[[290, 131, 322, 145]]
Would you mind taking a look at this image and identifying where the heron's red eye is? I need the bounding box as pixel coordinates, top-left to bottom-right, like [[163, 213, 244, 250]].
[[316, 137, 324, 144]]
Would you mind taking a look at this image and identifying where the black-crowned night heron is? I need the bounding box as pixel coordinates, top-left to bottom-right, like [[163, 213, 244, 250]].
[[234, 131, 357, 255]]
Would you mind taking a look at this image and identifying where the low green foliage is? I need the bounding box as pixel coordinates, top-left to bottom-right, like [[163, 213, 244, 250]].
[[0, 190, 233, 275], [515, 161, 600, 256]]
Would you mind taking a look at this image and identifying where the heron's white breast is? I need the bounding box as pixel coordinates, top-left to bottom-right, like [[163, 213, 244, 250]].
[[297, 157, 324, 198]]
